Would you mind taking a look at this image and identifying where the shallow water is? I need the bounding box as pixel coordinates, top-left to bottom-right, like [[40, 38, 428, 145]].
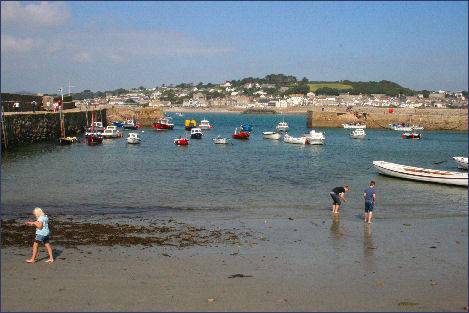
[[1, 113, 467, 219]]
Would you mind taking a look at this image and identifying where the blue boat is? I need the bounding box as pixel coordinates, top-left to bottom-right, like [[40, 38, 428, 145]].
[[241, 124, 253, 132], [112, 121, 124, 127]]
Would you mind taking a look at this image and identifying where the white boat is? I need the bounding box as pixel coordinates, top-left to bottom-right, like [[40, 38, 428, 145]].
[[389, 123, 424, 131], [283, 133, 308, 145], [350, 128, 366, 139], [102, 126, 122, 139], [176, 112, 183, 117], [213, 135, 229, 144], [342, 123, 366, 129], [199, 119, 213, 130], [263, 131, 281, 140], [190, 128, 203, 139], [373, 160, 468, 187], [304, 130, 325, 145], [453, 157, 468, 170], [127, 132, 141, 144], [412, 125, 425, 131], [276, 121, 289, 132]]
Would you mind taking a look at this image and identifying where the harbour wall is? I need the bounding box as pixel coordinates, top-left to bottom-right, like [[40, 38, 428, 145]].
[[106, 106, 163, 126], [1, 109, 107, 149], [307, 107, 468, 131]]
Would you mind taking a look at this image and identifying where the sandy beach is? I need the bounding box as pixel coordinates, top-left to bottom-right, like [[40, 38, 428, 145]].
[[1, 212, 467, 311]]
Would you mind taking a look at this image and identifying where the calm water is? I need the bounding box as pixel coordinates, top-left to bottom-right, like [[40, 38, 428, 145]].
[[1, 113, 467, 219]]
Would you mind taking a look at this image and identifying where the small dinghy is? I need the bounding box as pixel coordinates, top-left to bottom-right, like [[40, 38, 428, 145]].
[[127, 132, 141, 144], [283, 133, 309, 145], [213, 135, 229, 144], [350, 128, 366, 139], [304, 130, 325, 145], [174, 137, 189, 146], [453, 157, 468, 170], [373, 160, 468, 186], [232, 128, 250, 140], [262, 131, 281, 140]]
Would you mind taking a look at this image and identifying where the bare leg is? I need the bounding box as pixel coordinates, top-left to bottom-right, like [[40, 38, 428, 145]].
[[44, 243, 54, 263], [26, 242, 38, 263], [368, 212, 373, 224], [335, 205, 340, 214], [364, 212, 368, 222]]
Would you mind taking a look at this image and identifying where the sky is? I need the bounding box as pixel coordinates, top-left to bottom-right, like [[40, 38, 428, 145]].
[[1, 1, 467, 93]]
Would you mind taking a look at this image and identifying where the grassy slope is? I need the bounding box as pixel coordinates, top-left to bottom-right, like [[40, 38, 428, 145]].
[[308, 83, 353, 92]]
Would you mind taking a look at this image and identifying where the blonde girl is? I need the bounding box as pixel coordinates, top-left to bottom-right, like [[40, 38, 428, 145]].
[[25, 207, 54, 264]]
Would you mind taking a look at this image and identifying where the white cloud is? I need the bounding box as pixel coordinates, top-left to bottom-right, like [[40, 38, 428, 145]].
[[1, 35, 36, 53], [1, 1, 70, 28]]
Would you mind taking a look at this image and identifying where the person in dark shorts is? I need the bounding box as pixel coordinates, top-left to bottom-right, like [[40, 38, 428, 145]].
[[363, 181, 376, 223], [330, 185, 349, 214], [25, 207, 54, 264]]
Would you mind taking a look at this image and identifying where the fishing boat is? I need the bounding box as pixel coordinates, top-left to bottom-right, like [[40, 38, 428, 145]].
[[112, 121, 124, 127], [127, 132, 141, 144], [199, 119, 213, 130], [241, 124, 253, 132], [453, 157, 468, 170], [174, 136, 189, 146], [190, 128, 203, 139], [184, 119, 197, 130], [87, 121, 105, 133], [152, 117, 174, 130], [213, 135, 229, 144], [350, 128, 366, 139], [402, 132, 422, 139], [283, 133, 309, 145], [262, 131, 281, 140], [304, 129, 325, 145], [276, 121, 289, 132], [102, 126, 122, 139], [86, 111, 103, 145], [123, 119, 140, 130], [373, 160, 468, 186], [232, 128, 250, 140], [342, 123, 366, 129]]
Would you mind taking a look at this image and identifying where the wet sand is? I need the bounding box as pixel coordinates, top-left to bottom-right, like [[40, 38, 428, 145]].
[[1, 214, 467, 311]]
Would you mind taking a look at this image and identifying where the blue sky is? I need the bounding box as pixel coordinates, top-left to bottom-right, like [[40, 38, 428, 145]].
[[1, 1, 467, 93]]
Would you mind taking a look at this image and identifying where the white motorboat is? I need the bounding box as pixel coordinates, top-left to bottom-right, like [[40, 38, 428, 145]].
[[190, 128, 203, 139], [276, 121, 289, 132], [303, 130, 325, 145], [373, 160, 468, 187], [199, 119, 213, 130], [283, 133, 308, 145], [213, 135, 229, 144], [389, 123, 424, 131], [342, 123, 366, 129], [102, 126, 122, 139], [350, 128, 366, 139], [262, 131, 281, 140], [412, 125, 424, 131], [127, 132, 141, 144], [453, 157, 468, 170]]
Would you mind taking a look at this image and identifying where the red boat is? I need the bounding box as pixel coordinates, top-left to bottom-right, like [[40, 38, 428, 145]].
[[402, 132, 422, 139], [87, 111, 103, 145], [152, 117, 174, 130], [232, 128, 250, 140], [174, 137, 189, 146]]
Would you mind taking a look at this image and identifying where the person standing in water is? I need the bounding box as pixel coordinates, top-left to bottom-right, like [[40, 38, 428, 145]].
[[330, 185, 349, 214], [363, 181, 376, 224]]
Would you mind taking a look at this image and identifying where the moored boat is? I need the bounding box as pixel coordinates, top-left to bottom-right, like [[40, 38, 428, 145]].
[[59, 136, 78, 145], [102, 126, 122, 139], [402, 132, 422, 139], [350, 128, 366, 139], [153, 117, 174, 130], [184, 119, 197, 130], [262, 131, 281, 140], [276, 121, 289, 132], [87, 121, 105, 133], [112, 121, 124, 127], [199, 119, 213, 130], [127, 132, 141, 144], [453, 156, 468, 170], [232, 128, 250, 140], [190, 128, 203, 139], [283, 133, 309, 145], [389, 123, 423, 131], [304, 130, 325, 144], [373, 160, 468, 186], [123, 119, 140, 130], [342, 123, 366, 129], [241, 124, 253, 132], [174, 136, 189, 146], [213, 135, 229, 144]]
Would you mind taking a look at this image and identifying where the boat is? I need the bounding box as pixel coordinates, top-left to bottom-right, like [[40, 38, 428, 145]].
[[152, 117, 174, 130], [304, 130, 325, 145], [262, 131, 281, 140], [184, 119, 197, 130], [232, 128, 250, 140], [373, 160, 468, 186], [87, 121, 105, 133], [174, 136, 189, 146], [198, 119, 213, 130], [86, 112, 103, 145], [276, 121, 289, 132], [350, 128, 366, 139], [127, 132, 141, 144], [176, 112, 183, 117], [389, 123, 423, 131], [453, 157, 468, 170], [213, 135, 229, 144], [283, 133, 309, 145], [190, 128, 203, 139], [112, 121, 124, 127], [402, 132, 422, 139], [241, 124, 253, 132], [342, 123, 366, 129], [59, 136, 78, 145], [102, 126, 122, 139], [123, 119, 140, 130], [412, 125, 425, 131]]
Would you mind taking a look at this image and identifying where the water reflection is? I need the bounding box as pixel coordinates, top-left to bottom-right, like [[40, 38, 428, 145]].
[[363, 223, 377, 272]]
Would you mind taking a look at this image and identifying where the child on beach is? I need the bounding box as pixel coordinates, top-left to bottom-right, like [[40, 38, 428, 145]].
[[363, 181, 376, 224], [25, 207, 54, 264]]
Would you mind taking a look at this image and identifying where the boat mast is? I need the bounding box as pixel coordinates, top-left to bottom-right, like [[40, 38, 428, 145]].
[[59, 87, 65, 138]]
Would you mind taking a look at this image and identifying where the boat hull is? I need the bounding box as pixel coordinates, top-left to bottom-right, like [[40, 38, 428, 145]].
[[87, 134, 103, 145], [284, 134, 308, 145], [213, 138, 229, 144], [402, 133, 421, 139], [342, 124, 366, 129], [174, 138, 189, 146], [153, 123, 174, 130], [453, 157, 468, 170], [127, 138, 141, 144], [373, 161, 468, 186], [232, 132, 250, 140], [263, 132, 281, 140], [190, 133, 202, 139]]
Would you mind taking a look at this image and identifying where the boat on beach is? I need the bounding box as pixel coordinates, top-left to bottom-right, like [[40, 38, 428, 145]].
[[127, 132, 141, 144], [153, 117, 174, 130], [342, 123, 366, 129], [102, 126, 123, 139], [350, 128, 366, 139], [213, 135, 229, 144], [199, 119, 213, 130], [453, 156, 468, 170], [232, 128, 250, 139], [174, 136, 189, 146], [402, 132, 422, 139], [190, 128, 203, 139], [283, 133, 309, 145], [373, 160, 468, 186], [304, 129, 325, 145], [263, 131, 282, 140]]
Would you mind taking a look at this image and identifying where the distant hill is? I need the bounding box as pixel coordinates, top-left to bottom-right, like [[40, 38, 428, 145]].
[[308, 83, 353, 92], [311, 80, 416, 96]]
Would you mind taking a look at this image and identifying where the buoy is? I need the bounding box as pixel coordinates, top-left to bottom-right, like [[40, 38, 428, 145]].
[[388, 108, 394, 113]]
